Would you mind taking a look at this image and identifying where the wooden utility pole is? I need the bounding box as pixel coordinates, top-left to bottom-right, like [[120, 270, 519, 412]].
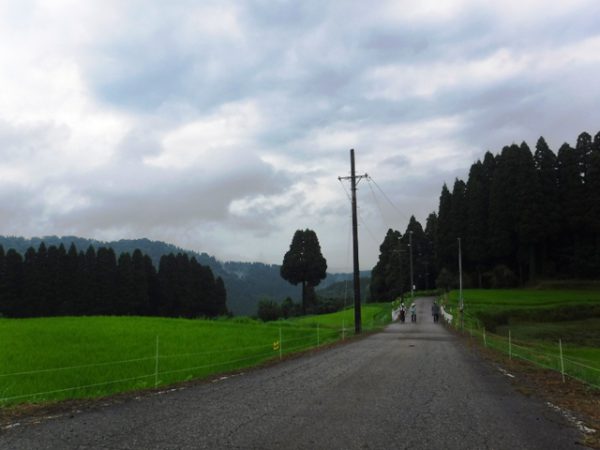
[[339, 149, 367, 334]]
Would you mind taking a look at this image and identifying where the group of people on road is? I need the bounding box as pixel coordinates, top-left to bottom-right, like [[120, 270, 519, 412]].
[[399, 302, 417, 323], [397, 300, 441, 323]]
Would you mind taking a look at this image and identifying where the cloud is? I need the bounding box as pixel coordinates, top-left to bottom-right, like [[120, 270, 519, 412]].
[[146, 100, 264, 170], [0, 0, 599, 271]]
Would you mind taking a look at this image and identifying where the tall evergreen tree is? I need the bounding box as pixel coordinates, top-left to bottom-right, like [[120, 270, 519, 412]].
[[533, 137, 560, 276], [144, 254, 161, 316], [158, 253, 177, 316], [214, 276, 228, 316], [435, 184, 454, 272], [131, 249, 150, 315], [94, 247, 118, 315], [81, 246, 97, 314], [424, 212, 438, 289], [175, 253, 194, 317], [557, 142, 586, 275], [402, 216, 429, 291], [586, 132, 600, 274], [488, 146, 519, 269], [280, 229, 327, 314], [58, 243, 81, 315], [0, 246, 6, 316], [464, 154, 494, 286], [117, 252, 135, 315], [27, 246, 45, 316], [3, 249, 23, 317], [576, 132, 594, 187], [370, 229, 404, 301], [195, 259, 218, 317], [515, 142, 543, 282], [450, 179, 467, 244]]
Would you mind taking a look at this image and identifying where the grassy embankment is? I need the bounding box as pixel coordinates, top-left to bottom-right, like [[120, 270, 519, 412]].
[[443, 289, 600, 388], [0, 304, 390, 407]]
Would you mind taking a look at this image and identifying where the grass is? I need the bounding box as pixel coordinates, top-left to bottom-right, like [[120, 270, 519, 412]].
[[0, 305, 390, 407], [445, 288, 600, 313], [294, 304, 392, 329], [442, 288, 600, 388]]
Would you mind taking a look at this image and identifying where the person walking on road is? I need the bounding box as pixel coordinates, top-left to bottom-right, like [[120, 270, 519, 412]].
[[399, 302, 406, 323], [410, 303, 417, 323], [431, 301, 440, 323]]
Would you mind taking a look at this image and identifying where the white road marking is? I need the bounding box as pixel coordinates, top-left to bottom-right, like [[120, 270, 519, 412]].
[[546, 402, 596, 435]]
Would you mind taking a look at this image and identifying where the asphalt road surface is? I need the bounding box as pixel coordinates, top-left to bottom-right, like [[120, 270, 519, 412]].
[[0, 298, 587, 449]]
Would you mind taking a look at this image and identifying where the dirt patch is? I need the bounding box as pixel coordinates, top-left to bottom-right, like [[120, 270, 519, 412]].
[[460, 330, 600, 448]]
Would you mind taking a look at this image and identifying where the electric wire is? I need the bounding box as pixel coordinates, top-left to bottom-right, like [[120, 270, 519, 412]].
[[367, 175, 412, 222]]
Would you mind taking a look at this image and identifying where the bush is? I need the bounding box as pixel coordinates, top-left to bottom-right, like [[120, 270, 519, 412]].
[[280, 297, 301, 318], [257, 299, 281, 322]]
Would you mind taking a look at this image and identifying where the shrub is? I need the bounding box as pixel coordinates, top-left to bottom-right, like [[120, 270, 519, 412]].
[[257, 299, 281, 322]]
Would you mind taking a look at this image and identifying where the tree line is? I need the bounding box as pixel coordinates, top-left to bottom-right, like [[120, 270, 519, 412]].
[[0, 243, 227, 318], [371, 130, 600, 301]]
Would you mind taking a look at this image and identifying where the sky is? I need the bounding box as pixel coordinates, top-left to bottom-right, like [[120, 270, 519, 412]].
[[1, 0, 600, 272]]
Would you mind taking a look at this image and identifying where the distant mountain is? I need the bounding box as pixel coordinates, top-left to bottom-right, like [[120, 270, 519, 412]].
[[318, 271, 371, 289], [0, 236, 221, 270], [316, 276, 371, 302], [0, 236, 364, 316]]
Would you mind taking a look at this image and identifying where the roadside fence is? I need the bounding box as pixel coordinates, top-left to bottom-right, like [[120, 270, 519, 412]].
[[0, 316, 389, 407], [445, 309, 600, 390]]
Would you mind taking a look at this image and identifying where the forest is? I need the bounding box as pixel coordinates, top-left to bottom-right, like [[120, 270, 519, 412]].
[[0, 236, 300, 316], [0, 243, 227, 318], [371, 130, 600, 301]]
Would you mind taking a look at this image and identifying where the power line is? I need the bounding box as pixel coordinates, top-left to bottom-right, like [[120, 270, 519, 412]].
[[338, 178, 382, 246], [367, 175, 411, 222], [366, 178, 387, 224]]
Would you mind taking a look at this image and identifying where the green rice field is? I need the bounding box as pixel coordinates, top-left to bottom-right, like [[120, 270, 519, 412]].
[[442, 289, 600, 388], [0, 305, 390, 407]]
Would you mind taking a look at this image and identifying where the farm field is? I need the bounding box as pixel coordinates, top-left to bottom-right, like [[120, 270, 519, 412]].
[[443, 288, 600, 388], [0, 305, 390, 407], [294, 304, 391, 328]]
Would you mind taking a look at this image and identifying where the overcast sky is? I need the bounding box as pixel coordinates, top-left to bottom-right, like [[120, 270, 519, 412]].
[[1, 0, 599, 272]]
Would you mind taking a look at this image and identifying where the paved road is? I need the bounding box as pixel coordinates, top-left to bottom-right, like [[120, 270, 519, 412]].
[[0, 298, 586, 449]]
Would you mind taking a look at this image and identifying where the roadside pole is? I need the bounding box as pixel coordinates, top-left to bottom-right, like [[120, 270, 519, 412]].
[[279, 327, 283, 360], [155, 335, 159, 388], [559, 339, 565, 383]]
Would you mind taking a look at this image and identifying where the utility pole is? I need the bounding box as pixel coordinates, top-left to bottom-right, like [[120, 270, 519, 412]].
[[338, 149, 368, 334], [458, 237, 464, 330], [409, 230, 414, 299]]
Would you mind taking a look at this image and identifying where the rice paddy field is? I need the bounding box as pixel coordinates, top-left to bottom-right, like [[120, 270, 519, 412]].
[[443, 289, 600, 389], [0, 304, 391, 407]]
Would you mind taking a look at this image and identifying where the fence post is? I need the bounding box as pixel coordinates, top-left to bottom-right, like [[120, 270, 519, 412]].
[[279, 327, 282, 360], [559, 339, 565, 383], [154, 335, 159, 388], [342, 319, 345, 340], [317, 324, 320, 347], [483, 327, 487, 348], [509, 330, 512, 360]]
